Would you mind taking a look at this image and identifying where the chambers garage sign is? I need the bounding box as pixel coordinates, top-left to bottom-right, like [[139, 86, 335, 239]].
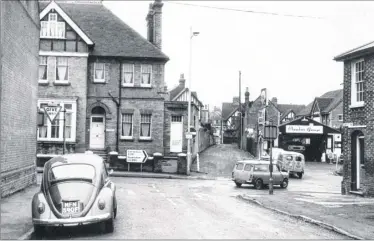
[[285, 125, 323, 134]]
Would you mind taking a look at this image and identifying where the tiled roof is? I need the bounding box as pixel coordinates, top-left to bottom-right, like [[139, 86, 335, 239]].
[[277, 104, 306, 120], [169, 85, 184, 101], [298, 89, 343, 116], [39, 2, 169, 60]]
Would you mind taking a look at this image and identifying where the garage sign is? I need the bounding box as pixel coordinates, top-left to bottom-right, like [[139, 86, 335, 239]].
[[286, 125, 323, 134]]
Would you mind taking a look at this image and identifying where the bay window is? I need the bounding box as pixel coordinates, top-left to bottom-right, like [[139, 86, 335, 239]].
[[140, 114, 152, 139], [141, 64, 152, 87], [94, 63, 105, 83], [37, 100, 77, 142], [56, 57, 69, 83], [122, 64, 134, 86], [351, 59, 365, 108]]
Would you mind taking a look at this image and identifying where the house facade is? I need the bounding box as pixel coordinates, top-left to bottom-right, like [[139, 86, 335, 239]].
[[1, 0, 40, 197], [334, 42, 374, 196], [37, 0, 170, 165]]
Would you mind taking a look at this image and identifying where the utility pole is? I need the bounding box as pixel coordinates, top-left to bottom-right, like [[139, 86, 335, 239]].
[[238, 71, 241, 149]]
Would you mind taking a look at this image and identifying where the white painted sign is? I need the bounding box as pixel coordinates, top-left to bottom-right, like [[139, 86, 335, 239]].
[[286, 125, 323, 134], [185, 133, 193, 139], [106, 129, 115, 132], [126, 150, 148, 163], [43, 106, 62, 123], [342, 122, 353, 127]]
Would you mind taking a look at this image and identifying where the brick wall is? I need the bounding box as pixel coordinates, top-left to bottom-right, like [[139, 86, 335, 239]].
[[87, 58, 168, 156], [341, 55, 374, 196], [37, 56, 88, 155], [0, 0, 40, 197]]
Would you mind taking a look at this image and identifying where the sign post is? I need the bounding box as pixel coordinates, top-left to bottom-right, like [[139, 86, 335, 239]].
[[264, 123, 278, 195]]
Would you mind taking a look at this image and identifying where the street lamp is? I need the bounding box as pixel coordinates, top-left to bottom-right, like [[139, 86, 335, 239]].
[[187, 26, 200, 175]]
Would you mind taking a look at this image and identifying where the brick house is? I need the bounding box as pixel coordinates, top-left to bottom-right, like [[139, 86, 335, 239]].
[[36, 0, 169, 164], [165, 74, 206, 159], [0, 1, 40, 197], [334, 41, 374, 196]]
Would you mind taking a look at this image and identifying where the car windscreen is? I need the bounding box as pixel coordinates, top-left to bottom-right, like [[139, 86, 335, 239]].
[[48, 164, 96, 184]]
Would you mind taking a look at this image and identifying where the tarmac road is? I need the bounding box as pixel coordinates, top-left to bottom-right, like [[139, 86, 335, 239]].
[[33, 177, 348, 239]]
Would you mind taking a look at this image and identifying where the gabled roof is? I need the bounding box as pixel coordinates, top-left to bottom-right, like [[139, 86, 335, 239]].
[[298, 89, 343, 116], [334, 40, 374, 61], [39, 1, 169, 60], [169, 87, 203, 106], [277, 104, 306, 120]]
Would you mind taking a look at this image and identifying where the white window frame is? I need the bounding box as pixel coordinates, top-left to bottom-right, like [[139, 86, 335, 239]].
[[338, 114, 343, 122], [121, 113, 134, 139], [55, 57, 69, 83], [37, 99, 77, 142], [122, 64, 134, 87], [93, 63, 105, 83], [39, 56, 48, 83], [350, 59, 365, 108], [139, 114, 152, 140], [40, 13, 66, 39], [140, 64, 152, 87]]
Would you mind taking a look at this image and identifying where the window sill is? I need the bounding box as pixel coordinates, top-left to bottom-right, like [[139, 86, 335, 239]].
[[349, 102, 364, 109], [53, 82, 71, 86], [39, 81, 49, 86], [120, 137, 134, 142], [138, 137, 152, 142], [122, 84, 135, 88], [40, 36, 67, 40], [93, 80, 106, 84], [140, 84, 152, 88], [37, 140, 76, 144]]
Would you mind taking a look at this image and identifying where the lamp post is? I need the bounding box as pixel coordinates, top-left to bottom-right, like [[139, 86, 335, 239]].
[[187, 26, 200, 175]]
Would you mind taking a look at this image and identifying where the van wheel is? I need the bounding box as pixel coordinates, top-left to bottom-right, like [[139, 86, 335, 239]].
[[255, 179, 263, 190], [235, 182, 242, 187], [281, 178, 288, 188], [298, 172, 303, 179]]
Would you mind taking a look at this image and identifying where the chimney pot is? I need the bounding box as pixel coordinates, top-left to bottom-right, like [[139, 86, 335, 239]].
[[179, 73, 186, 88]]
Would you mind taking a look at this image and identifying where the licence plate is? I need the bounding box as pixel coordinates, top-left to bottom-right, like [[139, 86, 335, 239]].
[[62, 201, 80, 214]]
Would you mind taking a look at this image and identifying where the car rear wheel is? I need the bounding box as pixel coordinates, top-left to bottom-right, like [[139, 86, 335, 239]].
[[281, 178, 288, 188], [255, 179, 263, 190], [33, 225, 45, 238], [235, 182, 242, 187], [297, 172, 303, 179]]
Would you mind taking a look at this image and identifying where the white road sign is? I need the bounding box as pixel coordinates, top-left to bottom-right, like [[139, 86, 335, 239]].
[[43, 106, 62, 123], [127, 150, 148, 163]]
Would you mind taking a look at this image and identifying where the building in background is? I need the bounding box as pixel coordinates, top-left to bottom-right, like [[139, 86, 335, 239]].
[[0, 0, 40, 197]]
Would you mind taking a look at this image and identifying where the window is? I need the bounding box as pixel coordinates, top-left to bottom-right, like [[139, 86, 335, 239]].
[[39, 56, 48, 83], [172, 116, 182, 122], [351, 59, 365, 107], [141, 64, 152, 87], [140, 114, 152, 139], [122, 64, 134, 86], [121, 114, 133, 138], [236, 163, 244, 170], [48, 164, 95, 183], [40, 13, 65, 38], [254, 165, 268, 172], [338, 114, 343, 122], [56, 57, 69, 82], [37, 100, 77, 142], [94, 63, 105, 83], [244, 164, 252, 171]]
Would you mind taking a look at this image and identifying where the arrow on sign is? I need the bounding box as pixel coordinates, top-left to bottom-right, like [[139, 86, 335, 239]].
[[126, 150, 148, 163], [43, 106, 62, 123]]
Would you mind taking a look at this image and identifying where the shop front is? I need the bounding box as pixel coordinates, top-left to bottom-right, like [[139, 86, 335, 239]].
[[278, 117, 341, 162]]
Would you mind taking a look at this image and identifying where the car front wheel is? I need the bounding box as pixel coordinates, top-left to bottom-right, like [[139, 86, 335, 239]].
[[235, 182, 242, 187], [255, 179, 263, 190], [298, 172, 303, 179], [103, 209, 115, 233], [281, 178, 288, 188]]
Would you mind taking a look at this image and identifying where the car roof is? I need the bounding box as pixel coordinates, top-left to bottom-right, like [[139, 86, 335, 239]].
[[44, 153, 104, 171], [237, 159, 274, 165]]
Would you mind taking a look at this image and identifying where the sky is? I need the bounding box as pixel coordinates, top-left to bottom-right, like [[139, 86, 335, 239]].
[[103, 1, 374, 109]]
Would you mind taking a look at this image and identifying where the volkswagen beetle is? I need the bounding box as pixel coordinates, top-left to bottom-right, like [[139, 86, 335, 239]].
[[32, 153, 117, 235]]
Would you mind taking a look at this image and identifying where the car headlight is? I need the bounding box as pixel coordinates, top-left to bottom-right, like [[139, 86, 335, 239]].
[[37, 202, 45, 214], [98, 198, 106, 210]]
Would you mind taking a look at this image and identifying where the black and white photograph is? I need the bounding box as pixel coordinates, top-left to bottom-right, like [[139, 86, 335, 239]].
[[0, 0, 374, 239]]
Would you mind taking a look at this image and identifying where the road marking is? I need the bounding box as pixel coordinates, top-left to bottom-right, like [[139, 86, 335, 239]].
[[167, 198, 177, 206], [127, 190, 136, 196]]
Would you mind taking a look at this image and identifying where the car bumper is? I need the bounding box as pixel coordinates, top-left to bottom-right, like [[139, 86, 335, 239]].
[[33, 213, 111, 227]]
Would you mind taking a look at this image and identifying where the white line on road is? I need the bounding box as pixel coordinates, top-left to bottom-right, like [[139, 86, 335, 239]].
[[167, 198, 177, 206]]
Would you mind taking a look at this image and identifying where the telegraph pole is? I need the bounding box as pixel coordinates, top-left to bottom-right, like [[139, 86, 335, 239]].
[[238, 71, 242, 149]]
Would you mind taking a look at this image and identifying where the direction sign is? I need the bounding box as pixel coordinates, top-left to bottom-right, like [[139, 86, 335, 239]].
[[126, 150, 148, 163], [185, 133, 193, 139], [43, 106, 62, 123]]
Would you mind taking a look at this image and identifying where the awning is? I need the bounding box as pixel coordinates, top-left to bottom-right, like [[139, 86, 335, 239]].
[[279, 117, 340, 135]]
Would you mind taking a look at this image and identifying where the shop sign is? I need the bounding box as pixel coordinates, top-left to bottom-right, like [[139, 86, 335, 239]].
[[285, 125, 323, 134]]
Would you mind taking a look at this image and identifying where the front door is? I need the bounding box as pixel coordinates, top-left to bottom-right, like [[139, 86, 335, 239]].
[[90, 115, 105, 149], [170, 116, 183, 153], [356, 136, 364, 189]]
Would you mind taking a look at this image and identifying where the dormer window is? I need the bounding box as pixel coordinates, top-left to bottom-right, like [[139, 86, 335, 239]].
[[40, 13, 65, 38]]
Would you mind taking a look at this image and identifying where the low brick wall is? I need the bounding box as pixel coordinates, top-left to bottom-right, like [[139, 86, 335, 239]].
[[1, 164, 37, 198]]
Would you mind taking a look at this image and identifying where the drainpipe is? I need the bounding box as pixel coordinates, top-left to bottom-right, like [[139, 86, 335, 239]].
[[117, 63, 122, 152]]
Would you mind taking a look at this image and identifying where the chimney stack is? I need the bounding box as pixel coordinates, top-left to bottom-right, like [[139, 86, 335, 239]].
[[271, 97, 278, 106], [146, 0, 163, 49], [179, 73, 185, 88], [245, 87, 250, 105], [233, 97, 239, 105]]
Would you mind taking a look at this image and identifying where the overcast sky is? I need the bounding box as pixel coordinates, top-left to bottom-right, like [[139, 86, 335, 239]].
[[103, 1, 374, 109]]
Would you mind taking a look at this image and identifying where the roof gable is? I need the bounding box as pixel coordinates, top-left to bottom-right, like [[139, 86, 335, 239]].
[[40, 1, 94, 45], [298, 89, 343, 116]]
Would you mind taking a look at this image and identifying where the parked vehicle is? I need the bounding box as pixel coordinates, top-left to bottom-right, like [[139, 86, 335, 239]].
[[270, 148, 305, 179], [231, 160, 289, 190], [32, 153, 117, 236]]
